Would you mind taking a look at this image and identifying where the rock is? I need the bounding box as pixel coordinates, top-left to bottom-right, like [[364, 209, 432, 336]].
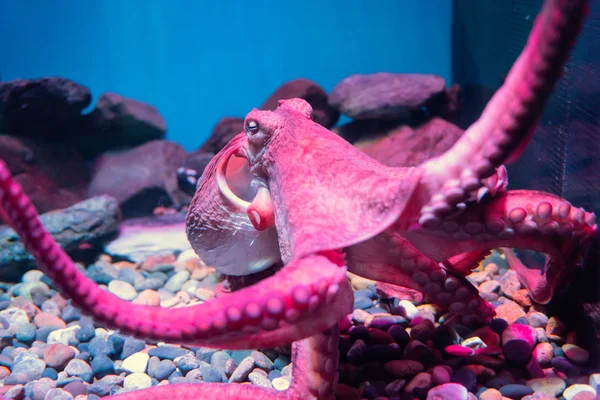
[[47, 326, 80, 345], [43, 388, 74, 400], [426, 383, 468, 400], [260, 79, 339, 128], [123, 372, 152, 391], [404, 372, 432, 395], [42, 344, 75, 369], [589, 373, 600, 393], [562, 344, 590, 364], [199, 117, 244, 154], [0, 77, 91, 136], [0, 196, 120, 280], [532, 342, 554, 366], [107, 280, 137, 301], [164, 271, 190, 292], [383, 360, 424, 378], [177, 151, 214, 196], [500, 270, 522, 298], [12, 358, 46, 381], [122, 352, 149, 374], [248, 371, 273, 388], [329, 73, 447, 120], [104, 214, 191, 263], [150, 359, 176, 381], [75, 92, 167, 158], [502, 323, 537, 364], [527, 311, 549, 328], [527, 377, 566, 398], [478, 388, 503, 400], [90, 355, 114, 378], [357, 118, 465, 168], [499, 384, 534, 398], [494, 301, 527, 324], [229, 356, 255, 383], [133, 289, 161, 306], [64, 359, 92, 377], [272, 376, 291, 391], [88, 140, 189, 218], [148, 346, 191, 360], [562, 384, 595, 400]]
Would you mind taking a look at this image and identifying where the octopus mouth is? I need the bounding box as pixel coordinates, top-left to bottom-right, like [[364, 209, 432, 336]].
[[216, 145, 275, 232]]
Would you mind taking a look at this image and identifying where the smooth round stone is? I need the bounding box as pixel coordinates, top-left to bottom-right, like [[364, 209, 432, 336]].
[[363, 344, 402, 363], [175, 354, 200, 374], [121, 337, 146, 359], [383, 360, 424, 378], [43, 344, 75, 369], [533, 342, 554, 366], [123, 372, 152, 390], [151, 359, 176, 381], [42, 368, 58, 380], [23, 270, 44, 283], [499, 384, 534, 398], [426, 383, 468, 400], [589, 373, 600, 393], [431, 365, 452, 386], [107, 280, 137, 301], [368, 328, 395, 345], [15, 322, 36, 343], [562, 344, 590, 364], [479, 280, 500, 294], [551, 357, 576, 374], [75, 325, 95, 343], [388, 325, 411, 347], [12, 358, 46, 381], [30, 377, 56, 400], [148, 346, 191, 360], [47, 326, 80, 345], [527, 377, 566, 397], [346, 339, 367, 363], [135, 278, 165, 291], [410, 321, 436, 341], [164, 271, 190, 293], [502, 324, 536, 364], [405, 371, 432, 395], [133, 290, 161, 306], [64, 359, 92, 377], [60, 306, 82, 324], [478, 388, 503, 400], [353, 296, 373, 310], [88, 337, 113, 357], [403, 340, 434, 366], [451, 367, 477, 392], [526, 311, 549, 328], [369, 315, 407, 330], [44, 388, 74, 400], [63, 380, 87, 397], [445, 345, 474, 357], [398, 300, 419, 319], [122, 352, 149, 374], [272, 376, 291, 391], [251, 351, 274, 372], [268, 370, 282, 381], [91, 355, 114, 378], [563, 384, 595, 400], [229, 356, 255, 383], [248, 371, 273, 388], [118, 268, 144, 286], [198, 365, 221, 383]]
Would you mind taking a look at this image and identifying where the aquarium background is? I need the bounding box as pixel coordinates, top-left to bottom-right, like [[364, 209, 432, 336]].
[[0, 0, 452, 151]]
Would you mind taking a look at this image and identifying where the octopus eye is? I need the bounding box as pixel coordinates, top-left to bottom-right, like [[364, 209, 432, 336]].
[[247, 120, 259, 134]]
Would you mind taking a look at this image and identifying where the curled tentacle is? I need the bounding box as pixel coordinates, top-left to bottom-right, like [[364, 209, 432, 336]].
[[346, 234, 495, 323], [415, 0, 589, 228], [403, 190, 597, 304], [0, 160, 352, 349]]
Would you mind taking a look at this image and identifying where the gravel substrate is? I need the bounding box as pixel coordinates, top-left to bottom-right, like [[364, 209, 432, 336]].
[[0, 246, 597, 400]]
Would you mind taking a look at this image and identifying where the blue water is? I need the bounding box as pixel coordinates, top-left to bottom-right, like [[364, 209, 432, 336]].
[[0, 0, 452, 151]]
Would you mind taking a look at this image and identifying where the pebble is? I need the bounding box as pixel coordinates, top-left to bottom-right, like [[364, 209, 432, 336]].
[[64, 359, 92, 377], [248, 371, 273, 388], [164, 271, 190, 292], [527, 377, 566, 398], [562, 384, 595, 400], [43, 344, 75, 369], [426, 382, 468, 400], [90, 355, 114, 378], [122, 352, 149, 374], [229, 356, 255, 383], [148, 346, 191, 360], [123, 372, 152, 390], [499, 384, 534, 398], [44, 388, 74, 400], [562, 344, 590, 364], [383, 360, 424, 378], [199, 365, 221, 383], [502, 323, 536, 364], [107, 280, 137, 301], [533, 342, 554, 366], [478, 388, 503, 400], [272, 376, 291, 391]]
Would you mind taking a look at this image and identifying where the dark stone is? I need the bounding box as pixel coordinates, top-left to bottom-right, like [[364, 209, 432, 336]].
[[148, 346, 191, 360], [260, 78, 339, 128], [0, 195, 120, 280], [499, 384, 534, 398], [42, 367, 58, 380], [88, 140, 189, 218], [198, 117, 244, 154], [451, 367, 477, 392], [75, 324, 95, 342], [75, 92, 167, 158], [329, 73, 447, 120], [61, 305, 82, 323], [121, 337, 146, 359], [0, 77, 91, 136]]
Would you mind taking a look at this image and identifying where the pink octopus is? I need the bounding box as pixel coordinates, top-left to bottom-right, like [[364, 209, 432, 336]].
[[0, 0, 596, 399]]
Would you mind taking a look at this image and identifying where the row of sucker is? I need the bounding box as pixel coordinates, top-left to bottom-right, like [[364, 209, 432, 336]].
[[417, 0, 589, 229], [289, 325, 340, 400], [421, 191, 597, 247], [385, 233, 495, 324], [0, 159, 351, 350]]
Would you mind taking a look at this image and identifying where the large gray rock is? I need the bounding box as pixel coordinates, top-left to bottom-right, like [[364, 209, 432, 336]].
[[88, 140, 189, 218], [329, 73, 447, 120], [76, 92, 167, 158], [0, 77, 91, 137], [0, 195, 121, 280]]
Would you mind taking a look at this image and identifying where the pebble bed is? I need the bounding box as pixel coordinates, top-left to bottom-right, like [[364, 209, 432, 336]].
[[0, 246, 597, 400]]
